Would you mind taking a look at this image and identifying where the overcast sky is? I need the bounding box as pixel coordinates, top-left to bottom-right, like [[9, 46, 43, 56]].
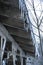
[[25, 0, 43, 43]]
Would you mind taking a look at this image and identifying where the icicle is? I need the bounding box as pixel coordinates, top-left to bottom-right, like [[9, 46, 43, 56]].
[[19, 0, 21, 9], [35, 43, 42, 57]]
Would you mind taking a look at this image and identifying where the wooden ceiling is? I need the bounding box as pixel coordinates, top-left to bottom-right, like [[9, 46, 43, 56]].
[[0, 0, 35, 56]]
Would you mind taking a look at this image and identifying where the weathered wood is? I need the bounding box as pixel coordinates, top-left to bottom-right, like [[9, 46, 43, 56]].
[[23, 49, 35, 56], [18, 43, 34, 51], [0, 23, 25, 54], [0, 16, 24, 29], [0, 0, 35, 56], [13, 35, 35, 54], [15, 40, 34, 54], [17, 42, 34, 48], [15, 40, 33, 47], [0, 0, 19, 8], [0, 3, 20, 18], [4, 25, 31, 39], [12, 35, 32, 45], [21, 47, 34, 53]]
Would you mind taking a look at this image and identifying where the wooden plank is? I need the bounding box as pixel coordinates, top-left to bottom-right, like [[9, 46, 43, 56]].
[[18, 43, 34, 51], [16, 41, 33, 47], [21, 47, 35, 53], [23, 49, 35, 56], [12, 35, 32, 45], [0, 2, 20, 18], [17, 42, 34, 48], [4, 25, 31, 39], [0, 0, 19, 8], [0, 17, 24, 28]]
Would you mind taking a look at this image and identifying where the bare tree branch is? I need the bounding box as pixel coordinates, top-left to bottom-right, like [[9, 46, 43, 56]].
[[31, 0, 42, 55], [38, 1, 42, 27], [39, 14, 43, 27], [27, 0, 33, 7], [32, 0, 39, 25]]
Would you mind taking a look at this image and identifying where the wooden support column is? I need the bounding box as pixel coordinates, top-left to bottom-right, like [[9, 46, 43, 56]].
[[21, 57, 23, 65], [20, 52, 23, 65], [13, 53, 16, 65], [12, 42, 17, 65], [1, 36, 6, 60]]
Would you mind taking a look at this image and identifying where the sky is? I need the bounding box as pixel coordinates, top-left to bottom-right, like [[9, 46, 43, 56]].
[[25, 0, 43, 43]]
